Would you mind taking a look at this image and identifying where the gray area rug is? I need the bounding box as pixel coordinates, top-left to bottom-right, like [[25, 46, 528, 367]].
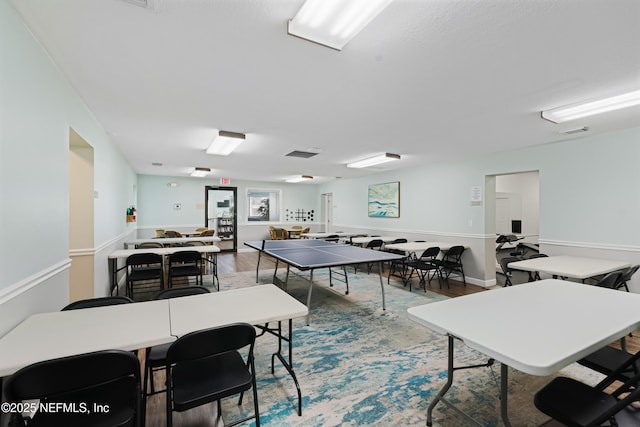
[[209, 269, 603, 426]]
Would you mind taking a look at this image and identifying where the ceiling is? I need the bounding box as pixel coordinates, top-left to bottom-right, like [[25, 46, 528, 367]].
[[11, 0, 640, 183]]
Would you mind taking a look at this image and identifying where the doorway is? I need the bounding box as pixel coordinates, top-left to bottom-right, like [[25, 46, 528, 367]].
[[491, 170, 540, 286], [205, 186, 237, 252], [69, 128, 95, 300], [321, 193, 333, 233]]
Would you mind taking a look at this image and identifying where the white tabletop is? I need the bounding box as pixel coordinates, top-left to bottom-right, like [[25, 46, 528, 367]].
[[300, 232, 357, 239], [348, 236, 399, 245], [125, 236, 221, 248], [109, 244, 221, 260], [508, 255, 630, 280], [384, 241, 459, 254], [0, 300, 173, 377], [169, 284, 309, 337], [408, 279, 640, 376]]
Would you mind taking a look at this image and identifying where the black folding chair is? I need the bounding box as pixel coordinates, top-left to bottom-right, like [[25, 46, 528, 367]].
[[535, 351, 640, 426], [405, 247, 441, 291], [434, 245, 466, 288], [5, 350, 142, 427], [165, 323, 260, 427]]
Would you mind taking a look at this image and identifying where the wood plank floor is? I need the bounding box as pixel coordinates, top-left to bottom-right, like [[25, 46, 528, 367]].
[[145, 251, 639, 426]]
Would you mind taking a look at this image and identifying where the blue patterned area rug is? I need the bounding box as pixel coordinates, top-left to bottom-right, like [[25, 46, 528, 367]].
[[214, 269, 603, 427]]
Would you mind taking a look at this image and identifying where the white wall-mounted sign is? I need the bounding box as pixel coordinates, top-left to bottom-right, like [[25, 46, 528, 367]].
[[470, 186, 482, 202]]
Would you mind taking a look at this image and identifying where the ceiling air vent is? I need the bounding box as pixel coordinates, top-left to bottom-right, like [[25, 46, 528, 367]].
[[561, 127, 590, 135], [285, 150, 319, 159]]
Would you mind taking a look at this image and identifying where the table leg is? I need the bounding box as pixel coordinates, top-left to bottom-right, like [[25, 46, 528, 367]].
[[305, 270, 314, 325], [427, 336, 455, 426], [427, 335, 496, 426], [110, 259, 118, 295], [377, 262, 386, 310], [500, 363, 512, 427], [255, 320, 303, 416], [269, 319, 303, 416], [255, 250, 262, 283]]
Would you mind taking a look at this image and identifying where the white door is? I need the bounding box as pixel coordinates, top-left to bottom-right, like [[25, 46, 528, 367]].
[[322, 193, 333, 232]]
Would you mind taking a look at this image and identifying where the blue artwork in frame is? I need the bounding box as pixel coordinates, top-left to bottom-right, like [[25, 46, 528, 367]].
[[368, 182, 400, 217]]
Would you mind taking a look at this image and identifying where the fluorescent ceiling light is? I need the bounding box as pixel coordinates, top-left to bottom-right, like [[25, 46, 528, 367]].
[[288, 0, 394, 51], [286, 175, 314, 183], [206, 130, 246, 156], [346, 153, 400, 168], [541, 90, 640, 123], [190, 167, 211, 178]]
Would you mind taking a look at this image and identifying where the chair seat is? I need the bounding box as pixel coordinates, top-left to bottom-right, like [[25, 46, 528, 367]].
[[534, 376, 640, 427], [28, 377, 138, 427], [171, 351, 252, 412], [170, 264, 201, 277], [128, 267, 162, 281], [578, 346, 639, 382]]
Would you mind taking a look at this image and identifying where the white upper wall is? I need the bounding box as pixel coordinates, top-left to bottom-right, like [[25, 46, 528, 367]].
[[1, 0, 137, 301], [319, 127, 640, 248]]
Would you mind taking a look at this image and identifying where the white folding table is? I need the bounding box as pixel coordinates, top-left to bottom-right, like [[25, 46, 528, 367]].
[[0, 285, 308, 417], [124, 235, 220, 248], [408, 280, 640, 426], [508, 255, 630, 281], [384, 241, 460, 257], [108, 244, 221, 295], [299, 232, 357, 239], [347, 236, 398, 246], [0, 300, 173, 377], [169, 284, 309, 415]]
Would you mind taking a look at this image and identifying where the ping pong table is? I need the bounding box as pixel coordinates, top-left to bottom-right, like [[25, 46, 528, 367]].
[[245, 239, 404, 324]]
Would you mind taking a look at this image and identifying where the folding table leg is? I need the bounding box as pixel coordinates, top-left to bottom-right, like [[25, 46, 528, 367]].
[[426, 335, 500, 426]]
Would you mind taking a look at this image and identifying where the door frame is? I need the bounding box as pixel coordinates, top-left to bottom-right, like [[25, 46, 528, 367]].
[[205, 186, 238, 252]]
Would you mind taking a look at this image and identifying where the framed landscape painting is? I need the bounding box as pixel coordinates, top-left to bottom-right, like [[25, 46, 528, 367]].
[[368, 182, 400, 217]]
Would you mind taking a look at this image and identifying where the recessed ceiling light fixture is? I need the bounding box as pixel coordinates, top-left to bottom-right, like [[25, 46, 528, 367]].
[[288, 0, 394, 51], [541, 89, 640, 123], [190, 167, 211, 178], [347, 153, 400, 168], [286, 175, 314, 183], [206, 130, 246, 156]]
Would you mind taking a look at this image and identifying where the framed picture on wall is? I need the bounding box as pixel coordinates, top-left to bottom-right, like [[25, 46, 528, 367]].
[[368, 182, 400, 217]]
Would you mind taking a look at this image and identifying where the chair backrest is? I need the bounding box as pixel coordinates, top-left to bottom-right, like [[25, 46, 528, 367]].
[[5, 349, 140, 409], [168, 250, 202, 264], [167, 323, 256, 364], [137, 241, 164, 249], [164, 230, 182, 238], [499, 256, 521, 275], [195, 227, 208, 232], [619, 264, 639, 284], [155, 286, 210, 300], [272, 228, 288, 240], [62, 296, 134, 311], [390, 238, 408, 244], [596, 271, 624, 289], [127, 252, 163, 267], [324, 234, 340, 243], [365, 239, 384, 249], [444, 245, 464, 259], [155, 229, 166, 237], [199, 229, 216, 236], [301, 227, 310, 233], [184, 240, 206, 246], [419, 246, 440, 260], [291, 225, 303, 230]]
